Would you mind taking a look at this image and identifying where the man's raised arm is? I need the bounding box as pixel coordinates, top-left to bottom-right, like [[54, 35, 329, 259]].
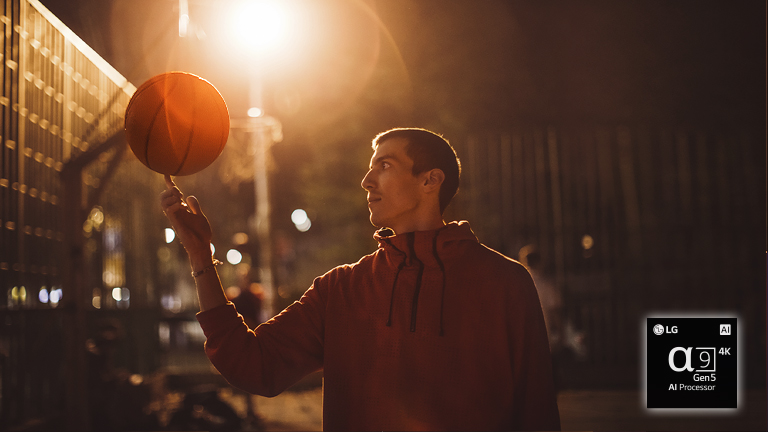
[[159, 175, 227, 311]]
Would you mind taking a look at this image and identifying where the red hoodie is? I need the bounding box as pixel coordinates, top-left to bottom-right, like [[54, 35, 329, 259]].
[[197, 221, 561, 431]]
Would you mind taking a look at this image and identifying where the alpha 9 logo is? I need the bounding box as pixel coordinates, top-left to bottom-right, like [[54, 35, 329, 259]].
[[668, 347, 716, 372]]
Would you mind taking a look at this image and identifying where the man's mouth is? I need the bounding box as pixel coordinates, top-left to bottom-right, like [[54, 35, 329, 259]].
[[367, 196, 382, 204]]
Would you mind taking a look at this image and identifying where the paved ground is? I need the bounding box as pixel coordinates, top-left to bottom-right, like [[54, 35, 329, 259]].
[[229, 388, 767, 431]]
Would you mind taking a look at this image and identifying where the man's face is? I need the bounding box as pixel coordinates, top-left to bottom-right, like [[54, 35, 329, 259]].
[[361, 138, 424, 232]]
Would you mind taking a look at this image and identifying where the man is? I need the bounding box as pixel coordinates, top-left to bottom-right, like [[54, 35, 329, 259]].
[[160, 128, 561, 430]]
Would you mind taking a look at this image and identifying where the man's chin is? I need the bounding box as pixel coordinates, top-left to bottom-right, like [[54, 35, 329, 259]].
[[369, 214, 385, 229]]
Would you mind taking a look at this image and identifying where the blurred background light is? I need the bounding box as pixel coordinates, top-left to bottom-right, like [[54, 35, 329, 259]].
[[227, 249, 243, 265], [92, 288, 101, 309], [178, 0, 189, 37], [230, 0, 289, 55], [291, 208, 311, 232], [291, 209, 308, 225], [49, 288, 62, 305], [232, 232, 249, 245], [165, 228, 176, 243], [38, 287, 49, 304]]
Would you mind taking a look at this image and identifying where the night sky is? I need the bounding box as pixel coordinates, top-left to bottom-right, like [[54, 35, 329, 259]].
[[38, 0, 766, 131]]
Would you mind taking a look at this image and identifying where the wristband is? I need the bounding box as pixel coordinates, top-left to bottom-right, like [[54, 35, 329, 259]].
[[191, 259, 222, 278]]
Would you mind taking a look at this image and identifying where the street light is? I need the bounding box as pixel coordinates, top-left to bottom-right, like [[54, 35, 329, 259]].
[[223, 0, 294, 316], [229, 0, 289, 56]]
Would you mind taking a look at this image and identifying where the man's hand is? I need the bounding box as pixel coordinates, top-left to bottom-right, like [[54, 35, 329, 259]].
[[160, 175, 214, 270]]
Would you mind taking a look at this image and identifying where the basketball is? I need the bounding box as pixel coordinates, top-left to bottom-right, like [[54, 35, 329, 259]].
[[124, 71, 230, 176]]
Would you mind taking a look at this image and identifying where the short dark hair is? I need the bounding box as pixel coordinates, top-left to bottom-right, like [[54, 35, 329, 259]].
[[372, 128, 461, 214]]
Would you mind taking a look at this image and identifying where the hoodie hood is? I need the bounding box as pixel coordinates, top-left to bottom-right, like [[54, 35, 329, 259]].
[[373, 221, 479, 335]]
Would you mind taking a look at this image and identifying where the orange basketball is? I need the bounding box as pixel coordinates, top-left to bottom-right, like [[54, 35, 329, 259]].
[[124, 72, 229, 176]]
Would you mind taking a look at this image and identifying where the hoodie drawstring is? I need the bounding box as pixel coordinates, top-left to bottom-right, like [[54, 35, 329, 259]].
[[383, 230, 447, 337], [432, 233, 446, 337], [407, 233, 424, 333]]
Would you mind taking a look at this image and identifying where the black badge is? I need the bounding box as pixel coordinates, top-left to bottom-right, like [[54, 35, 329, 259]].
[[646, 318, 737, 409]]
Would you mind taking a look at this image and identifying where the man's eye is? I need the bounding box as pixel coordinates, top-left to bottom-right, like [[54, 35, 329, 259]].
[[382, 162, 390, 169]]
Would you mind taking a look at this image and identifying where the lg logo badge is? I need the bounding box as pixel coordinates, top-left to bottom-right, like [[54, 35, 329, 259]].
[[653, 324, 677, 335], [646, 317, 737, 409]]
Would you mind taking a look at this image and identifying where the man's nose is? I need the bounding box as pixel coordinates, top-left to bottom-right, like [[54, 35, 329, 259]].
[[361, 169, 374, 190]]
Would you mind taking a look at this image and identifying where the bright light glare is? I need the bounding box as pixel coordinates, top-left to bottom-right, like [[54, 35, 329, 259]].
[[227, 249, 243, 265], [179, 0, 189, 37], [165, 228, 176, 243], [291, 209, 308, 225], [230, 0, 289, 54], [50, 288, 62, 304], [292, 209, 311, 232], [179, 14, 190, 37], [112, 287, 122, 301], [296, 219, 311, 232], [39, 288, 49, 304], [247, 107, 263, 117], [210, 243, 216, 254]]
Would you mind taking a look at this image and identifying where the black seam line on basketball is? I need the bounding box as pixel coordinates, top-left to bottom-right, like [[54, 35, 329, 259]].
[[145, 76, 181, 173], [172, 80, 197, 176], [137, 75, 173, 167], [144, 100, 166, 171]]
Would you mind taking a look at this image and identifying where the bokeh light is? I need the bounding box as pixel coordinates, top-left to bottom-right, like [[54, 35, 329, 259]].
[[247, 107, 263, 118], [165, 227, 176, 243], [291, 209, 311, 232], [227, 249, 243, 265]]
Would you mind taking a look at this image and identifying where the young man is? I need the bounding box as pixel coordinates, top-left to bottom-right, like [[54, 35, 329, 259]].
[[160, 128, 561, 430]]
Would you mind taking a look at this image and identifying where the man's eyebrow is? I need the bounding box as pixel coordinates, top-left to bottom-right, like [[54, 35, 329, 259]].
[[369, 153, 400, 169]]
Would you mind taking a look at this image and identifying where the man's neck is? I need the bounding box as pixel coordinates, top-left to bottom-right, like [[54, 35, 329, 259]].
[[390, 217, 445, 235]]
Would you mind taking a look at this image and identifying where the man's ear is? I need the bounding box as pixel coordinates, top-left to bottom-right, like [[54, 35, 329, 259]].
[[422, 168, 445, 192]]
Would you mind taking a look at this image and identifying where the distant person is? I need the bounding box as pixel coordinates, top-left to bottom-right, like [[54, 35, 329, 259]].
[[161, 128, 560, 430], [228, 270, 265, 329]]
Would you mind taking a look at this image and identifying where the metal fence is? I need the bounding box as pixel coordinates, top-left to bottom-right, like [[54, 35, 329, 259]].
[[448, 125, 765, 388], [0, 0, 137, 429]]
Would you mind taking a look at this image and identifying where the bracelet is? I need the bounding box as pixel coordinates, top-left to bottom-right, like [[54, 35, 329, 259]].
[[191, 259, 223, 278]]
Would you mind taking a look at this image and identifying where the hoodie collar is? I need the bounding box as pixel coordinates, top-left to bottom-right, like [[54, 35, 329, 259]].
[[375, 221, 477, 336], [374, 220, 478, 268]]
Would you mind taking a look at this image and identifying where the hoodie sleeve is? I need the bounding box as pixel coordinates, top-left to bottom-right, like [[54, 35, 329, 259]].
[[507, 264, 562, 430], [196, 276, 327, 397]]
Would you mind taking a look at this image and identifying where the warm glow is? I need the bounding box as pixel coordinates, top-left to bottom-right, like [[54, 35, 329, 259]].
[[233, 232, 249, 245], [247, 107, 263, 117], [178, 0, 190, 37], [230, 0, 290, 54]]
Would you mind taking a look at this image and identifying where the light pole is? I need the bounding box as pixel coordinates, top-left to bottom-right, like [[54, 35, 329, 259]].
[[230, 115, 282, 316], [227, 0, 291, 316]]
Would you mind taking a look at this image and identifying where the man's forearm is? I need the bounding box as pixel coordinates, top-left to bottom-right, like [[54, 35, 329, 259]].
[[190, 253, 228, 312]]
